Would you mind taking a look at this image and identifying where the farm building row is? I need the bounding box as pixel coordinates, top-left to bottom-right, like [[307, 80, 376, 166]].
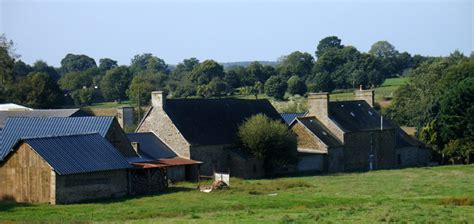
[[0, 89, 431, 204]]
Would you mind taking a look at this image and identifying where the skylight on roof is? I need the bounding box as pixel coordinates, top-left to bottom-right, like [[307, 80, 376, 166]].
[[322, 131, 327, 136], [341, 104, 344, 107], [358, 103, 361, 106], [368, 111, 373, 116], [350, 112, 356, 117]]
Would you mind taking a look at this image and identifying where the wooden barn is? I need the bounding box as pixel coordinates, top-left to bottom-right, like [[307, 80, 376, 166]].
[[0, 134, 132, 204], [0, 116, 175, 203]]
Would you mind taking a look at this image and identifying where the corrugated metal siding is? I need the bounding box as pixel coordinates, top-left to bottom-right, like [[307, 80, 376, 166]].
[[0, 117, 114, 161], [280, 113, 306, 125], [24, 133, 132, 175]]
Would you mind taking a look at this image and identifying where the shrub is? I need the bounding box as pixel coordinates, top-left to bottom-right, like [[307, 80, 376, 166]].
[[238, 114, 297, 174]]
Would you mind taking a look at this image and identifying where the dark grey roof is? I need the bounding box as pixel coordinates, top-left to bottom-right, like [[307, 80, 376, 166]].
[[395, 128, 424, 148], [328, 101, 396, 132], [294, 117, 342, 147], [20, 134, 132, 175], [0, 117, 114, 161], [127, 132, 177, 160], [163, 98, 285, 145], [281, 113, 306, 125], [0, 109, 88, 129]]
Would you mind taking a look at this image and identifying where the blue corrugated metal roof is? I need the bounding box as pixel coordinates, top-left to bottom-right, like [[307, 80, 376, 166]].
[[280, 113, 306, 125], [22, 133, 132, 175], [127, 132, 177, 160], [0, 117, 114, 161]]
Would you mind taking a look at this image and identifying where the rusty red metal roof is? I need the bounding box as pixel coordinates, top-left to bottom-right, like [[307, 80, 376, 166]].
[[132, 157, 201, 169]]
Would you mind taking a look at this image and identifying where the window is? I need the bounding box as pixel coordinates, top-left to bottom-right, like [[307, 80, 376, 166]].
[[397, 154, 402, 165], [253, 164, 257, 173]]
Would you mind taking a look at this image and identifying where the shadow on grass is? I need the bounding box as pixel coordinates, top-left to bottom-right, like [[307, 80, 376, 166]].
[[76, 186, 196, 205], [0, 197, 33, 212]]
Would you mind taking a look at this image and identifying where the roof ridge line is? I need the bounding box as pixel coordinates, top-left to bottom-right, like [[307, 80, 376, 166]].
[[20, 132, 101, 140]]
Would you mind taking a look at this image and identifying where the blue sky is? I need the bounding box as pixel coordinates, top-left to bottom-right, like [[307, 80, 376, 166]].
[[1, 0, 472, 66]]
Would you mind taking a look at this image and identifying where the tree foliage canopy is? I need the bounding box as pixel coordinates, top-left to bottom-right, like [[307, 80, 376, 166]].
[[238, 114, 297, 173]]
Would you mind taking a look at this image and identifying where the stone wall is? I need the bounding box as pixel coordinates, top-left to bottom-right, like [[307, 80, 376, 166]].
[[0, 143, 54, 204], [55, 170, 128, 204], [229, 150, 265, 179], [297, 153, 325, 172], [396, 147, 431, 168], [327, 147, 345, 172], [343, 129, 397, 171], [190, 144, 232, 175], [137, 108, 191, 158], [292, 122, 328, 153], [106, 119, 137, 157]]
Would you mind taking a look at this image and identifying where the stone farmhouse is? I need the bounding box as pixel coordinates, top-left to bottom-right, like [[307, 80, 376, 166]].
[[0, 116, 198, 204], [288, 89, 431, 173], [136, 91, 288, 178]]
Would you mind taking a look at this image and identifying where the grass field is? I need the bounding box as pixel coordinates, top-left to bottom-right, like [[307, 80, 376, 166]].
[[1, 165, 473, 223], [331, 77, 409, 103]]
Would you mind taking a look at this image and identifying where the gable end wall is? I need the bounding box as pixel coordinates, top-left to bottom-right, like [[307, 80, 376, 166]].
[[137, 107, 191, 158]]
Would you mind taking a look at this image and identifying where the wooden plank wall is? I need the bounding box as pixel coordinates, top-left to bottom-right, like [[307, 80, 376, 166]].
[[0, 143, 53, 203]]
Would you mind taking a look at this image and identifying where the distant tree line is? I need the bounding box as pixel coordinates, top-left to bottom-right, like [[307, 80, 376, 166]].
[[0, 34, 435, 108]]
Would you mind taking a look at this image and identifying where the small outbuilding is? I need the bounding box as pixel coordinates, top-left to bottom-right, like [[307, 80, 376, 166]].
[[0, 134, 132, 204]]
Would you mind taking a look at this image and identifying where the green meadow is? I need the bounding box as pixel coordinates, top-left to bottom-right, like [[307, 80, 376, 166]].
[[1, 165, 473, 223]]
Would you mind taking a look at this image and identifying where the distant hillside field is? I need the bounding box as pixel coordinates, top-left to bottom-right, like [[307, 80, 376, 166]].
[[1, 165, 473, 223]]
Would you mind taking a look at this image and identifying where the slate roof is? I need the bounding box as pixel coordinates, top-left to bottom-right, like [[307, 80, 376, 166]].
[[127, 132, 177, 160], [19, 134, 132, 175], [0, 117, 114, 161], [293, 117, 342, 147], [163, 98, 285, 145], [280, 113, 306, 125], [0, 109, 88, 129], [328, 100, 396, 132], [395, 128, 424, 148]]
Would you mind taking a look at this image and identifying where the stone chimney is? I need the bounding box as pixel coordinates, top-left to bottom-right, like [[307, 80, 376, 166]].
[[354, 85, 375, 107], [117, 107, 134, 128], [307, 93, 329, 121], [151, 91, 166, 109], [131, 142, 140, 154]]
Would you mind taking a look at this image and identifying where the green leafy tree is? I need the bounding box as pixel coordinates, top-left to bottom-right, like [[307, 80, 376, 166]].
[[100, 66, 132, 101], [32, 60, 61, 81], [0, 34, 15, 98], [60, 53, 97, 74], [238, 114, 297, 174], [13, 60, 32, 78], [369, 41, 398, 58], [197, 78, 230, 98], [99, 58, 118, 71], [277, 51, 314, 79], [189, 60, 224, 85], [127, 72, 168, 104], [59, 71, 94, 91], [130, 53, 169, 74], [264, 75, 287, 100], [71, 88, 94, 106], [315, 36, 343, 57], [287, 75, 307, 95], [13, 72, 63, 108]]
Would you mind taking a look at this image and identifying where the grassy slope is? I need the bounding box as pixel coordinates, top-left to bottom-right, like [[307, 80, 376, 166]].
[[331, 77, 409, 102], [1, 165, 473, 223]]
